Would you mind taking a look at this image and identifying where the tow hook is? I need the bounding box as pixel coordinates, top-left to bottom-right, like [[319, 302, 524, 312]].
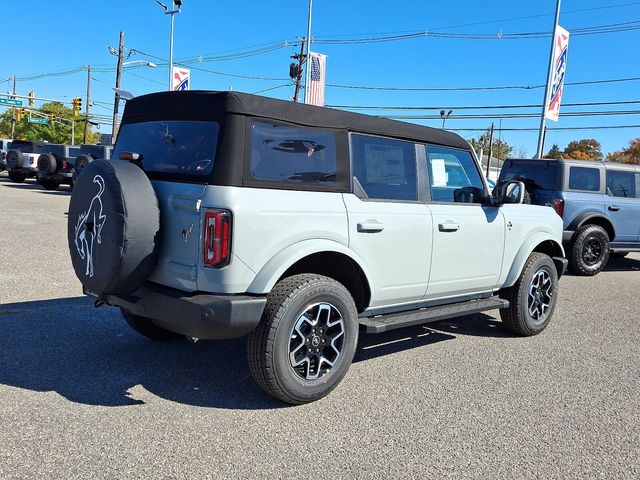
[[187, 336, 200, 344]]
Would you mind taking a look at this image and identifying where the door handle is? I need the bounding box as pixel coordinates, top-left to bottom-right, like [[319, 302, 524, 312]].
[[357, 221, 385, 233], [608, 205, 620, 211], [439, 222, 460, 232]]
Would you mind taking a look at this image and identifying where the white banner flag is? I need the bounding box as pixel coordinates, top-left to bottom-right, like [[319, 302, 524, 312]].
[[544, 26, 570, 122], [172, 67, 190, 91], [306, 52, 326, 106]]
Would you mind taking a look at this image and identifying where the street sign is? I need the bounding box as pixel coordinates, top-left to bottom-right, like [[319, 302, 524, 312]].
[[0, 97, 23, 107], [28, 117, 49, 125], [172, 67, 190, 91]]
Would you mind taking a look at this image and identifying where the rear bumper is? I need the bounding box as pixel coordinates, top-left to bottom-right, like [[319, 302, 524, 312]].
[[38, 171, 73, 181], [89, 282, 267, 339]]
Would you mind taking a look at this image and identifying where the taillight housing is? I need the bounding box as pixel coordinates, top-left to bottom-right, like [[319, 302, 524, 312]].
[[203, 209, 231, 268], [552, 198, 564, 217]]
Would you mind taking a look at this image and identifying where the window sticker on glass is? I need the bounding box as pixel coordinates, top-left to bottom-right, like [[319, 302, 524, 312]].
[[431, 158, 447, 186]]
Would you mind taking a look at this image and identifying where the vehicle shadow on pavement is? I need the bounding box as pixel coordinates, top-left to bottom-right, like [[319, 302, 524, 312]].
[[1, 183, 71, 195], [0, 297, 283, 410], [0, 298, 510, 409], [605, 255, 640, 271]]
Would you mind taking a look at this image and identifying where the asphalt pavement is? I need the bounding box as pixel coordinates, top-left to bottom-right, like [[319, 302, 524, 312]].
[[0, 173, 638, 479]]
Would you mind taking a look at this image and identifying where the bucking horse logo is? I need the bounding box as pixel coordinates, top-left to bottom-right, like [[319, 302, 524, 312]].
[[74, 175, 107, 278]]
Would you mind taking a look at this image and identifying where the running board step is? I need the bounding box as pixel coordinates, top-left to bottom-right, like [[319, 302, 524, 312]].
[[360, 297, 509, 334]]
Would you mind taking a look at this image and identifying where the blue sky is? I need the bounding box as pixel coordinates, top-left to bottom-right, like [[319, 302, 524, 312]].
[[3, 0, 639, 155]]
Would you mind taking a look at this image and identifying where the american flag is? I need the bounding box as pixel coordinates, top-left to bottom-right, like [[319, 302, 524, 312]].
[[306, 52, 326, 106]]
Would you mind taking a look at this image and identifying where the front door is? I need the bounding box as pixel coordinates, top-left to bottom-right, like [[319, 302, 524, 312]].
[[424, 145, 505, 299]]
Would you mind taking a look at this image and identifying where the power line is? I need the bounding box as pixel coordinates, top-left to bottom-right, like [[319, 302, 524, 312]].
[[329, 99, 640, 111], [449, 124, 640, 132], [314, 19, 640, 45], [326, 75, 640, 92], [384, 109, 640, 120], [313, 2, 640, 38]]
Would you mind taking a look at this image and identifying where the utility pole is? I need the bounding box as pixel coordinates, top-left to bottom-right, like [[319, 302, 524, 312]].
[[112, 32, 124, 141], [83, 65, 91, 144], [291, 38, 306, 102], [10, 76, 16, 138], [536, 0, 562, 158], [304, 0, 313, 103], [486, 122, 494, 178]]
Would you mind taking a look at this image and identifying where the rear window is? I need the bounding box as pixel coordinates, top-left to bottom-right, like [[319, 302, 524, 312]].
[[569, 166, 600, 191], [499, 161, 559, 190], [113, 120, 219, 176]]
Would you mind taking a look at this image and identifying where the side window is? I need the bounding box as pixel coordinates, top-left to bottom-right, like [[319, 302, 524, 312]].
[[568, 166, 600, 191], [249, 121, 336, 184], [350, 134, 417, 201], [606, 170, 636, 198], [426, 145, 484, 203]]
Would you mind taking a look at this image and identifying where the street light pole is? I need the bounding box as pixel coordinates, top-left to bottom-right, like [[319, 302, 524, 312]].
[[156, 0, 182, 91]]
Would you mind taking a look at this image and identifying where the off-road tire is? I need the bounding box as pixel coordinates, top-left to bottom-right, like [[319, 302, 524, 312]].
[[39, 178, 61, 190], [73, 154, 93, 182], [499, 252, 558, 336], [8, 171, 26, 183], [120, 308, 183, 341], [568, 224, 610, 276], [247, 274, 359, 404]]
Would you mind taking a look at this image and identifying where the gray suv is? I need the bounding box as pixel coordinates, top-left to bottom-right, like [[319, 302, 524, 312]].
[[499, 158, 640, 275], [68, 91, 565, 404]]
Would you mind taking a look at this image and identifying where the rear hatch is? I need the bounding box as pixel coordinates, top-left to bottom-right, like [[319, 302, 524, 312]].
[[499, 159, 562, 206], [112, 119, 220, 291]]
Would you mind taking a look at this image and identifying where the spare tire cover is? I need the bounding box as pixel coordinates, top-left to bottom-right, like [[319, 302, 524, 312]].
[[67, 159, 160, 295], [38, 153, 57, 173], [6, 149, 23, 169]]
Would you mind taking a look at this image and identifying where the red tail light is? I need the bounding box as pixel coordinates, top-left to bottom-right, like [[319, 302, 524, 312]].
[[63, 161, 69, 169], [552, 199, 564, 217], [203, 209, 231, 268]]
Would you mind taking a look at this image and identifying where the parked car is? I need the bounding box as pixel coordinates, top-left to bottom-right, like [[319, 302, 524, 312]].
[[68, 91, 566, 404], [498, 158, 640, 275], [69, 144, 113, 183], [0, 138, 12, 171], [37, 144, 114, 190], [5, 141, 41, 182], [35, 144, 78, 190]]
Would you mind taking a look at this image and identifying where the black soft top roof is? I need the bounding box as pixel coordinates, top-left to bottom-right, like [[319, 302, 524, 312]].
[[121, 90, 470, 150]]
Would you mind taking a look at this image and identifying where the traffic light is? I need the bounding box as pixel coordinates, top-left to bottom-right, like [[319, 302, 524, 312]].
[[28, 91, 35, 107], [72, 97, 82, 117], [50, 114, 57, 122], [15, 108, 22, 122]]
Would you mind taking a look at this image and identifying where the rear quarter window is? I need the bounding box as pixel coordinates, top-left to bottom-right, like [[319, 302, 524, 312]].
[[249, 121, 337, 185], [568, 166, 600, 192]]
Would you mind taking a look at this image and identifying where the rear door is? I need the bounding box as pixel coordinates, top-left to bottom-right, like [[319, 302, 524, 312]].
[[345, 133, 432, 308], [425, 146, 505, 299]]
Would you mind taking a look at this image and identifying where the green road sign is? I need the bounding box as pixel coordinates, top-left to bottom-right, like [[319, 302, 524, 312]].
[[28, 117, 49, 125], [0, 97, 23, 106]]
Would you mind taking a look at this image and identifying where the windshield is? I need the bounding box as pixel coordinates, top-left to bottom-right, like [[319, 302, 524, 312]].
[[113, 120, 219, 177]]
